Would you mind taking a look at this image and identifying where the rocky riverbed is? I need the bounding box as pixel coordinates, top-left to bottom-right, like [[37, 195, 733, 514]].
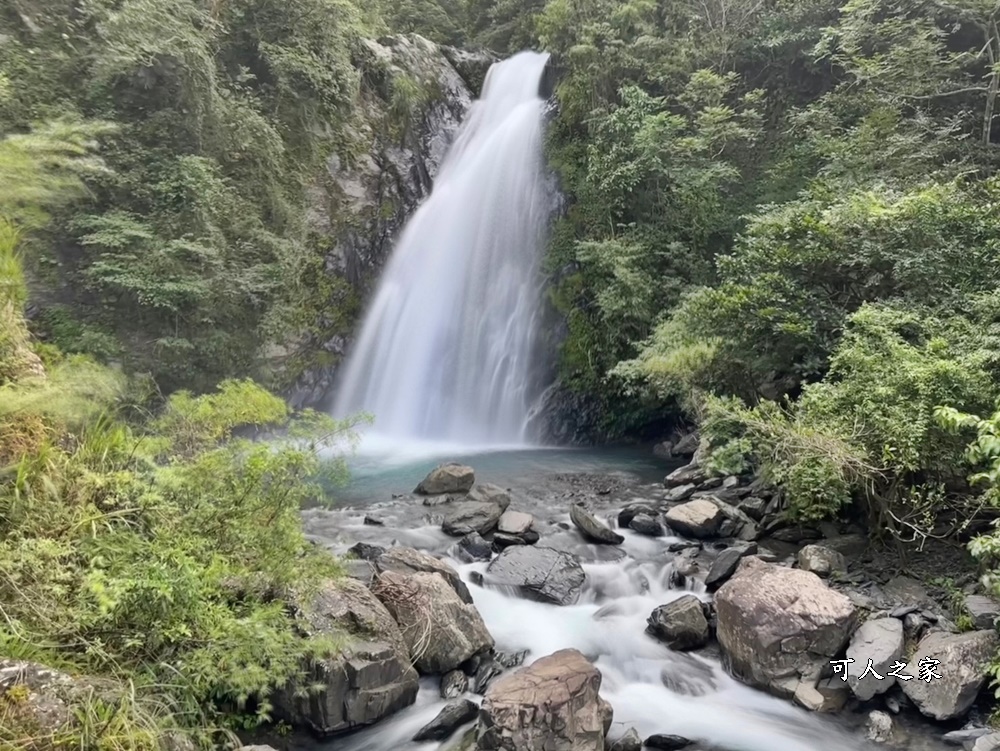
[[276, 441, 1000, 751]]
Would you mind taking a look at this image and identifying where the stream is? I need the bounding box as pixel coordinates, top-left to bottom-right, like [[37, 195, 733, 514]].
[[298, 440, 955, 751]]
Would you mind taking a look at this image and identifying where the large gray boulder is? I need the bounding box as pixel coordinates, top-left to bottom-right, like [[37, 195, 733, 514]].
[[715, 557, 857, 698], [498, 509, 534, 536], [646, 595, 710, 651], [373, 570, 493, 674], [901, 630, 999, 720], [797, 544, 847, 578], [476, 649, 611, 751], [415, 463, 475, 494], [375, 546, 472, 603], [965, 595, 1000, 630], [274, 578, 419, 735], [570, 504, 624, 545], [442, 498, 509, 537], [846, 618, 904, 701], [485, 546, 585, 605], [665, 499, 723, 539]]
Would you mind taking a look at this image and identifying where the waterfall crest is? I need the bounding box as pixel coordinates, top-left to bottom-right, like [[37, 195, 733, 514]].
[[333, 51, 554, 446]]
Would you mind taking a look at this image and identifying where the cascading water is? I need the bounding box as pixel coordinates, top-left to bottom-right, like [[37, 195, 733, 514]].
[[332, 52, 554, 447]]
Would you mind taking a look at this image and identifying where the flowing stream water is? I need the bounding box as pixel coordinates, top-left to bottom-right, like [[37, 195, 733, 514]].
[[332, 51, 554, 446]]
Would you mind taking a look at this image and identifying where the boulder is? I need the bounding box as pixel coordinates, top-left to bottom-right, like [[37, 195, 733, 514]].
[[570, 504, 624, 545], [442, 500, 508, 537], [468, 483, 512, 507], [373, 570, 494, 674], [704, 543, 756, 591], [973, 734, 1000, 751], [664, 463, 704, 488], [485, 546, 586, 606], [498, 509, 534, 536], [846, 618, 904, 701], [0, 659, 97, 738], [619, 504, 658, 528], [797, 544, 847, 577], [476, 649, 611, 751], [492, 532, 528, 550], [413, 699, 479, 741], [456, 532, 493, 562], [672, 432, 700, 456], [965, 595, 1000, 630], [646, 595, 710, 651], [737, 496, 768, 521], [665, 500, 724, 539], [901, 630, 999, 720], [343, 559, 376, 587], [348, 541, 386, 561], [645, 736, 692, 750], [629, 513, 665, 537], [415, 463, 475, 494], [792, 675, 849, 712], [942, 728, 991, 746], [375, 547, 472, 603], [665, 484, 697, 502], [608, 728, 642, 751], [274, 578, 419, 735], [653, 441, 674, 460], [363, 514, 384, 526], [865, 711, 894, 743], [714, 557, 857, 698], [441, 669, 469, 699]]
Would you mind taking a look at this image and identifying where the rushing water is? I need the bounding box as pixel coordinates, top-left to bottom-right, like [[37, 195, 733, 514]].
[[332, 52, 555, 446], [301, 448, 953, 751]]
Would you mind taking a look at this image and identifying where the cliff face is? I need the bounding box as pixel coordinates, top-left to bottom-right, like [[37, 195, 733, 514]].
[[285, 35, 495, 409]]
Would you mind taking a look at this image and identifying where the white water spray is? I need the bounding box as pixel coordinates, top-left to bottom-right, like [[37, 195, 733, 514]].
[[333, 52, 554, 446]]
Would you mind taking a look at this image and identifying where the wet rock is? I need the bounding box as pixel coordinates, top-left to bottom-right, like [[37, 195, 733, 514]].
[[343, 559, 376, 587], [373, 570, 494, 674], [865, 710, 894, 743], [901, 630, 999, 720], [629, 513, 665, 537], [570, 503, 624, 545], [468, 483, 512, 507], [619, 504, 658, 528], [468, 649, 528, 695], [796, 544, 847, 578], [476, 649, 610, 751], [704, 543, 756, 591], [965, 595, 1000, 630], [793, 675, 849, 712], [442, 499, 509, 537], [498, 509, 534, 536], [646, 595, 709, 651], [363, 514, 384, 526], [415, 463, 475, 495], [974, 734, 1000, 751], [664, 463, 705, 488], [412, 699, 478, 741], [441, 669, 468, 699], [667, 541, 700, 553], [608, 727, 642, 751], [715, 557, 857, 699], [665, 484, 697, 502], [943, 727, 991, 745], [664, 499, 723, 539], [846, 618, 904, 701], [274, 578, 419, 735], [645, 735, 692, 750], [375, 546, 472, 603], [493, 532, 528, 550], [737, 496, 768, 521], [485, 546, 586, 606], [456, 532, 493, 562], [348, 541, 385, 561]]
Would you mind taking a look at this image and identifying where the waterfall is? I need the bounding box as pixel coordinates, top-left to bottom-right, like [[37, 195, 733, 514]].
[[332, 51, 554, 447]]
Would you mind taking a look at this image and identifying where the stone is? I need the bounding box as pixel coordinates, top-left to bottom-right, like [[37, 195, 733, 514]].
[[412, 699, 479, 741], [619, 504, 658, 528], [737, 496, 768, 521], [865, 711, 893, 743], [704, 544, 756, 591], [348, 541, 385, 561], [441, 669, 469, 699], [664, 463, 704, 488], [846, 618, 904, 701], [492, 532, 528, 550], [607, 727, 642, 751], [965, 595, 1000, 630], [714, 557, 857, 698], [901, 630, 999, 720], [373, 570, 494, 674], [376, 546, 472, 603], [485, 546, 586, 606], [797, 544, 847, 577], [672, 432, 700, 456], [570, 504, 624, 545], [629, 513, 665, 536], [974, 734, 1000, 751], [476, 649, 611, 751], [645, 735, 692, 750], [456, 532, 493, 562], [415, 463, 475, 494], [498, 509, 534, 536], [646, 595, 710, 651], [664, 499, 724, 539], [363, 514, 384, 526], [274, 578, 419, 735], [943, 727, 991, 746], [343, 559, 376, 587], [665, 484, 697, 502], [793, 675, 849, 712], [0, 659, 96, 737], [442, 501, 508, 537], [468, 483, 512, 508], [653, 440, 674, 459]]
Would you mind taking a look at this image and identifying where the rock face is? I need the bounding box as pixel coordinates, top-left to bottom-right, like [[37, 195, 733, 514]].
[[373, 570, 493, 674], [714, 557, 857, 698], [375, 546, 472, 603], [900, 630, 999, 720], [570, 504, 624, 545], [416, 463, 476, 495], [797, 544, 847, 577], [485, 546, 586, 606], [275, 578, 419, 735], [846, 618, 904, 701], [646, 595, 710, 651], [664, 499, 723, 539], [476, 649, 611, 751]]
